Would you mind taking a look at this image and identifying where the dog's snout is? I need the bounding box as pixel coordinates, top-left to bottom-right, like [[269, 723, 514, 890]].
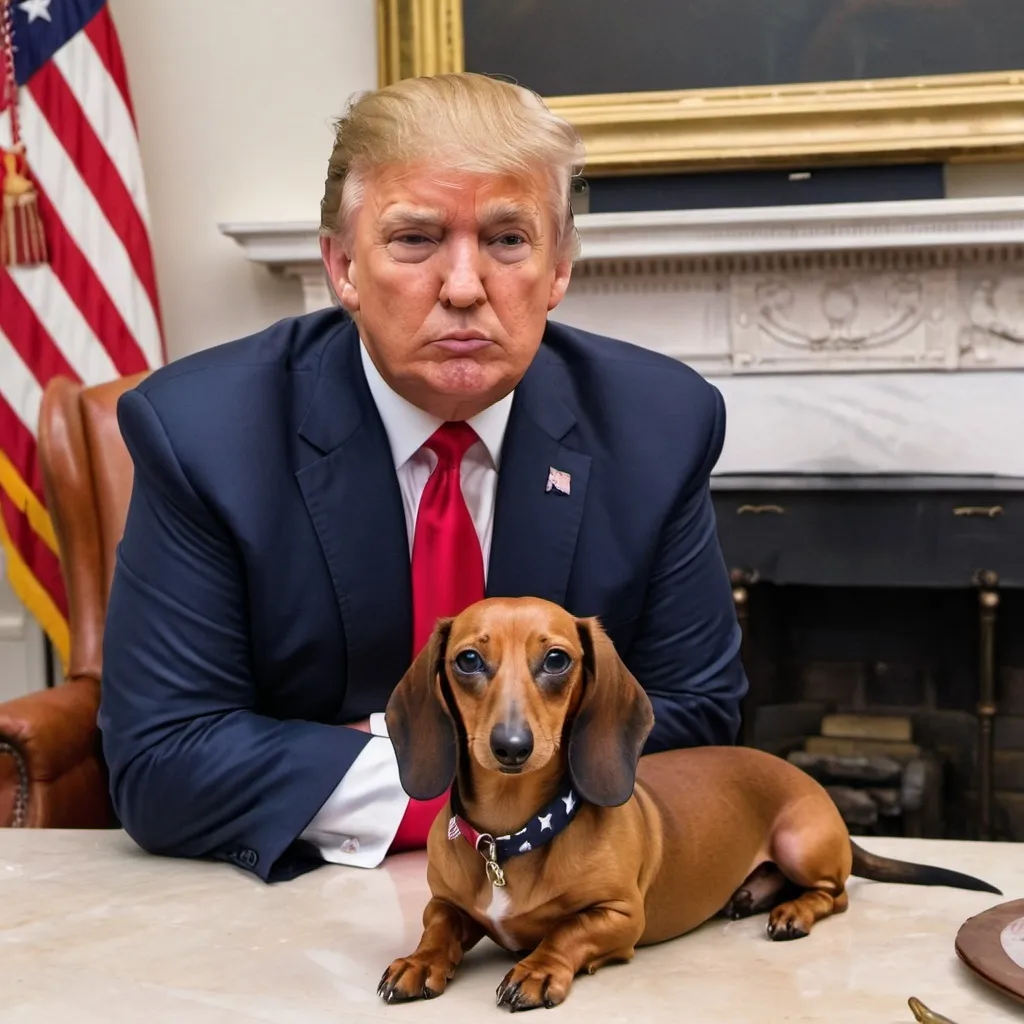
[[490, 720, 534, 768]]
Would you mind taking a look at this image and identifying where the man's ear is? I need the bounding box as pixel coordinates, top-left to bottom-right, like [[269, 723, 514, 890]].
[[547, 254, 572, 311], [320, 234, 359, 312], [384, 619, 456, 801], [568, 617, 654, 807]]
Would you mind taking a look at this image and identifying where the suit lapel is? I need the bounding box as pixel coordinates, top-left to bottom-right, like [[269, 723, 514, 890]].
[[487, 345, 591, 607], [294, 323, 593, 700], [295, 324, 412, 711]]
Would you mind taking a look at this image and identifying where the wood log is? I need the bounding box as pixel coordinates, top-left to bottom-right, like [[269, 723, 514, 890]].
[[825, 786, 878, 827], [866, 788, 902, 817], [788, 750, 903, 786], [820, 713, 912, 742], [805, 735, 921, 760]]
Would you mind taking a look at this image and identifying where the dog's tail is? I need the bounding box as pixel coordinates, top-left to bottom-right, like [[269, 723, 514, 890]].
[[850, 840, 1001, 895]]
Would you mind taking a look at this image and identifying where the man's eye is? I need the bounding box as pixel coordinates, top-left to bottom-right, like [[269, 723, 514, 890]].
[[542, 649, 571, 674], [454, 650, 484, 674], [495, 233, 526, 246], [393, 233, 431, 245]]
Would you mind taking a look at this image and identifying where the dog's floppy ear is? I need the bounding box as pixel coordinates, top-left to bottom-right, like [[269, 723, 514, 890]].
[[568, 617, 655, 807], [385, 619, 456, 801]]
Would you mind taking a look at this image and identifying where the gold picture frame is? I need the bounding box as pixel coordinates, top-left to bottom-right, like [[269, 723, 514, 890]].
[[376, 0, 1024, 177]]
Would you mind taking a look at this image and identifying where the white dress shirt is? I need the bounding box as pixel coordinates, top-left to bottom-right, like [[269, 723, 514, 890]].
[[298, 340, 514, 867]]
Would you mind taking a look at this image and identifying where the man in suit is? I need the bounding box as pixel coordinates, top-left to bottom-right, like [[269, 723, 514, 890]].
[[98, 72, 747, 883]]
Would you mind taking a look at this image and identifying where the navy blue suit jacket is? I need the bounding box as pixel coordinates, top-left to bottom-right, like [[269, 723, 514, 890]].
[[98, 309, 747, 882]]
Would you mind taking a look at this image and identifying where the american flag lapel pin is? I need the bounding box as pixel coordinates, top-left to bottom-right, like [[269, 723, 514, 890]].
[[546, 467, 571, 496]]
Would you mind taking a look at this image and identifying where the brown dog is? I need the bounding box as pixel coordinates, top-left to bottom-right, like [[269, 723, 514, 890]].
[[378, 597, 1001, 1012]]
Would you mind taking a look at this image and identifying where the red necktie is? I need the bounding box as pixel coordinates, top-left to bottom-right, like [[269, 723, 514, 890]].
[[390, 421, 485, 853]]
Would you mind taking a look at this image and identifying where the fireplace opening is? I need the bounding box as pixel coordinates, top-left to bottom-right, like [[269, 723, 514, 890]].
[[739, 583, 1024, 843]]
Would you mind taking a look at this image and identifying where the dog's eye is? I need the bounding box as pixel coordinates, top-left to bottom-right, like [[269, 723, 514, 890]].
[[542, 649, 571, 674], [454, 650, 484, 674]]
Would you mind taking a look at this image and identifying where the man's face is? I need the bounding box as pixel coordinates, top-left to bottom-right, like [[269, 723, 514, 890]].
[[321, 160, 573, 420]]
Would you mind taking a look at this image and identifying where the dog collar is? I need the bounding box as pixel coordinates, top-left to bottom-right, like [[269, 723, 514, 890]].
[[447, 780, 581, 888]]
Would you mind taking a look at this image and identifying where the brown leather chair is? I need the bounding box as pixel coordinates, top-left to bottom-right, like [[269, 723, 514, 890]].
[[0, 371, 148, 827]]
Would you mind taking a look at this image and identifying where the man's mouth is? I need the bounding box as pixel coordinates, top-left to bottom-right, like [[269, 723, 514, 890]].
[[432, 333, 491, 354]]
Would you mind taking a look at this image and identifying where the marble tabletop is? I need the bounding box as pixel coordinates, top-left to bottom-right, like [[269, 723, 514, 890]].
[[1, 830, 1022, 1023]]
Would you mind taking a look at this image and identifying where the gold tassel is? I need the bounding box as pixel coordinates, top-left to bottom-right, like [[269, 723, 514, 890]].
[[0, 143, 48, 267]]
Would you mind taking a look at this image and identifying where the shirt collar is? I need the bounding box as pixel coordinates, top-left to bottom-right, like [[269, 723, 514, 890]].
[[359, 339, 513, 470]]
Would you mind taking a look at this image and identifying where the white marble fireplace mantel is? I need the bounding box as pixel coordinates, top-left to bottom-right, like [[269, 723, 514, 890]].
[[220, 197, 1024, 478]]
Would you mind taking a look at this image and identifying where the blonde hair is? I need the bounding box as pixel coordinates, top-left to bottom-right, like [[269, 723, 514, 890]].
[[320, 73, 586, 261]]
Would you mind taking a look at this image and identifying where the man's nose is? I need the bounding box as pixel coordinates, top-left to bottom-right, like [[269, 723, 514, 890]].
[[490, 720, 534, 768], [439, 243, 486, 308]]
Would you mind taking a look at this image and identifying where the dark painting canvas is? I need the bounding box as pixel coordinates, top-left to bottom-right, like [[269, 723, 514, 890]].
[[463, 0, 1024, 97]]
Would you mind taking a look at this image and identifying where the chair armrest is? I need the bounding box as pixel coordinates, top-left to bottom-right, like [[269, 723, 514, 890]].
[[0, 677, 113, 828]]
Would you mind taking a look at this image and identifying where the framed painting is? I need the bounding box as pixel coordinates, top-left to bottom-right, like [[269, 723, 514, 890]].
[[376, 0, 1024, 177]]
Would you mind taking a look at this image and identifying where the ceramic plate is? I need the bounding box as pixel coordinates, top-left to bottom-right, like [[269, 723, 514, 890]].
[[955, 898, 1024, 1005]]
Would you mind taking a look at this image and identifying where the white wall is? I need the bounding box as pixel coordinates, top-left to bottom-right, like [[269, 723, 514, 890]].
[[106, 0, 376, 362]]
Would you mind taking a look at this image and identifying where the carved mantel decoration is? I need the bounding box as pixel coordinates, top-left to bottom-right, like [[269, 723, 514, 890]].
[[563, 246, 1024, 375]]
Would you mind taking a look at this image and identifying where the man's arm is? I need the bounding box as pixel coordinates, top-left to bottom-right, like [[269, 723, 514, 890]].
[[99, 388, 408, 881], [627, 384, 748, 752], [297, 713, 414, 867]]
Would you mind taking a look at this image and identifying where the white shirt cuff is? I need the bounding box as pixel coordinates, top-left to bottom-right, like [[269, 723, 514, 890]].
[[298, 714, 408, 868]]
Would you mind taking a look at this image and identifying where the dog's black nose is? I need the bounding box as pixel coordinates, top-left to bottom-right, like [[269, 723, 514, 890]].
[[490, 721, 534, 767]]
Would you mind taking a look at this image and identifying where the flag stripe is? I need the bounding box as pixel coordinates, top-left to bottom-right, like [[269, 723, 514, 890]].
[[28, 60, 162, 332], [52, 30, 151, 229], [0, 418, 46, 524], [0, 394, 44, 508], [0, 268, 80, 387], [83, 5, 138, 127], [0, 533, 70, 670], [31, 58, 161, 325], [7, 263, 120, 386], [17, 87, 163, 369], [0, 448, 58, 555], [0, 326, 44, 441], [0, 488, 68, 621], [33, 187, 151, 376]]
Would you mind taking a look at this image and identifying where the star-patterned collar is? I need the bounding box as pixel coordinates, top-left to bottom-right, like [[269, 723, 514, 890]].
[[447, 778, 582, 886]]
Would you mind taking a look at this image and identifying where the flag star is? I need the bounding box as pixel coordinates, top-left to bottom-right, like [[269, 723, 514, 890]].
[[19, 0, 53, 23], [519, 841, 532, 853], [538, 813, 553, 831], [562, 791, 576, 814]]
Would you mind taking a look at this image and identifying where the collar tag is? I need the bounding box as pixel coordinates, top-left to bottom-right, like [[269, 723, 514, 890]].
[[449, 781, 581, 883], [477, 835, 507, 888]]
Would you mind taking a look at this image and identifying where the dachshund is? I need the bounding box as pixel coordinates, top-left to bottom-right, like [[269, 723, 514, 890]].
[[377, 597, 1001, 1012]]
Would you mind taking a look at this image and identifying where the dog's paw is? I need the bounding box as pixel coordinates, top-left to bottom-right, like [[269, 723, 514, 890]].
[[766, 904, 810, 942], [496, 958, 572, 1012], [377, 956, 452, 1003]]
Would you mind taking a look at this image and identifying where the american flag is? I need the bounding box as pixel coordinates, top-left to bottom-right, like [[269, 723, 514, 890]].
[[0, 0, 164, 670]]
